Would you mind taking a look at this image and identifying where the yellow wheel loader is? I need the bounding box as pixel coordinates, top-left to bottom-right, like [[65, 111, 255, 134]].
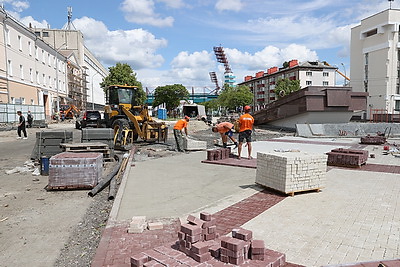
[[104, 85, 168, 149]]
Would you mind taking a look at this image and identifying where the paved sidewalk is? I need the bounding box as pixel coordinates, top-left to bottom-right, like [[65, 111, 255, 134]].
[[93, 137, 400, 267]]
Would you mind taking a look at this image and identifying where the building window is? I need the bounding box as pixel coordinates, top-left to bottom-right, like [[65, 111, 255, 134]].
[[11, 97, 15, 104], [7, 60, 12, 76], [31, 99, 34, 105], [18, 35, 22, 51], [29, 68, 33, 82], [35, 46, 39, 60], [364, 28, 377, 38], [36, 71, 40, 84], [34, 31, 41, 37], [42, 31, 49, 37], [43, 74, 46, 86], [323, 81, 329, 86], [21, 97, 25, 104], [42, 49, 45, 63], [306, 71, 312, 76], [20, 65, 24, 80], [5, 28, 10, 46], [48, 76, 51, 87], [28, 41, 32, 56], [48, 54, 51, 66], [323, 72, 329, 77], [306, 81, 312, 86]]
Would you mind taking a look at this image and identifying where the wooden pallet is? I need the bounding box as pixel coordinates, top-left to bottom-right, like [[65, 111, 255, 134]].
[[256, 183, 323, 197], [60, 142, 113, 161]]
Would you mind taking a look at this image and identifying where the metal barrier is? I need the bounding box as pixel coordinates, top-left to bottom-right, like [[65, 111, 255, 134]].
[[0, 104, 45, 123]]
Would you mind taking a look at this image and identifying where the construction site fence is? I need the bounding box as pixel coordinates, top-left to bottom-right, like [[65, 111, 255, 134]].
[[0, 104, 45, 123]]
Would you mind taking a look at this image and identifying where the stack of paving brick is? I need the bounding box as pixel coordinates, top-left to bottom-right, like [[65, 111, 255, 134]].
[[81, 128, 115, 150], [360, 134, 386, 144], [256, 151, 327, 195], [206, 147, 231, 161], [30, 130, 73, 160], [219, 228, 252, 265], [327, 148, 368, 167], [47, 152, 102, 190], [177, 212, 218, 263]]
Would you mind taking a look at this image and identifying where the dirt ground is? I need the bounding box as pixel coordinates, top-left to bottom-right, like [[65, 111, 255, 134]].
[[0, 119, 288, 267]]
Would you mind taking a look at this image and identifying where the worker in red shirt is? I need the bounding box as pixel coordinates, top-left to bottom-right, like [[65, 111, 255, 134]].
[[173, 115, 190, 152], [212, 121, 238, 148], [238, 105, 254, 160]]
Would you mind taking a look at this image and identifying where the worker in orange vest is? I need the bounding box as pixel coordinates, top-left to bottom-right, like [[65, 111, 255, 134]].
[[238, 105, 254, 160], [212, 121, 238, 148], [173, 116, 190, 152]]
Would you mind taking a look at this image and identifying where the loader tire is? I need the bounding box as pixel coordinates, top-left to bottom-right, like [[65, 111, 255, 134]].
[[112, 118, 129, 145]]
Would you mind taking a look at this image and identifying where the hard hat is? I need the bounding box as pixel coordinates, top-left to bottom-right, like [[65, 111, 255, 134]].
[[184, 115, 190, 120], [244, 105, 251, 111]]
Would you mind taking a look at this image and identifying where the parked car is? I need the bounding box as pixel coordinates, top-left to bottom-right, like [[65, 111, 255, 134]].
[[76, 110, 101, 129]]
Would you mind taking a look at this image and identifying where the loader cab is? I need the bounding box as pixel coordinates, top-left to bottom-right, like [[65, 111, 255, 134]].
[[106, 85, 139, 109]]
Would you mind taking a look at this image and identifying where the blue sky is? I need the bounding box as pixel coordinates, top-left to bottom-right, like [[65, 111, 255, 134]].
[[1, 0, 398, 92]]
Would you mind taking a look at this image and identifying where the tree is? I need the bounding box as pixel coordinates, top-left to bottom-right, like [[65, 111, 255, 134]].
[[152, 84, 189, 112], [217, 84, 253, 110], [274, 78, 301, 98], [100, 63, 146, 105]]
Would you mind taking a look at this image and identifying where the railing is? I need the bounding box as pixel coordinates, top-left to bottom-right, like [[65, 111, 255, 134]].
[[0, 104, 45, 123]]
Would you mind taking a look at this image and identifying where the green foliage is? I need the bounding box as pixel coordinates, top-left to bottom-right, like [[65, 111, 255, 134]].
[[200, 99, 220, 111], [274, 78, 301, 98], [153, 84, 189, 111], [282, 61, 289, 68], [100, 63, 146, 105], [217, 84, 253, 110]]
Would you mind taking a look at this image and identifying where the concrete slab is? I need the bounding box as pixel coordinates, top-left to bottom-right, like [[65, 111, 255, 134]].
[[116, 151, 258, 221]]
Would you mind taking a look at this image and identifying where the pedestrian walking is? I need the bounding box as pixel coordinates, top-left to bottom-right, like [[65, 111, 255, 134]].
[[237, 105, 254, 159], [27, 111, 33, 128], [212, 121, 238, 148], [173, 116, 190, 152], [16, 111, 27, 140]]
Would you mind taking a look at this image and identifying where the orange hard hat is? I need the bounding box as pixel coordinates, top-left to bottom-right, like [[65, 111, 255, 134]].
[[184, 115, 190, 120], [244, 105, 251, 111]]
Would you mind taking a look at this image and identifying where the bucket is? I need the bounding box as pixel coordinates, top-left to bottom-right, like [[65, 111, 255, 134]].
[[40, 156, 49, 176]]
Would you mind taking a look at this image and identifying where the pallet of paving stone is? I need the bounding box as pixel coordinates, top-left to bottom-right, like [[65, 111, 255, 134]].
[[30, 130, 73, 160], [360, 135, 386, 144], [60, 142, 114, 162], [46, 152, 103, 190], [327, 148, 368, 168]]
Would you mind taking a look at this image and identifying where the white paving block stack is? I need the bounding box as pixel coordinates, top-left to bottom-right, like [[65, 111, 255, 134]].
[[256, 152, 327, 194]]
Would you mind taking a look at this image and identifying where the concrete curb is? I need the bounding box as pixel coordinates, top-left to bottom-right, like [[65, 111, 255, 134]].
[[107, 147, 137, 227]]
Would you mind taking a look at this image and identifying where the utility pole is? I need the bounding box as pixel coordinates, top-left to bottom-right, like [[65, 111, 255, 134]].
[[389, 0, 394, 9]]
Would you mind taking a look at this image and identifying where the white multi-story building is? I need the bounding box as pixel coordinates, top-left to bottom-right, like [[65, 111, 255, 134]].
[[238, 60, 337, 110], [351, 8, 400, 120], [33, 28, 108, 109], [0, 7, 68, 120]]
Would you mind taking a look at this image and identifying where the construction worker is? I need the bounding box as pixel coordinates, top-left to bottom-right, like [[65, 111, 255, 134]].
[[212, 122, 238, 148], [16, 111, 27, 140], [173, 115, 190, 152], [238, 105, 254, 160]]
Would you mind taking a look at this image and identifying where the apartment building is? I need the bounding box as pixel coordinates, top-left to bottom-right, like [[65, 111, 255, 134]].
[[350, 8, 400, 120], [0, 7, 68, 120], [33, 28, 108, 109], [238, 60, 337, 111]]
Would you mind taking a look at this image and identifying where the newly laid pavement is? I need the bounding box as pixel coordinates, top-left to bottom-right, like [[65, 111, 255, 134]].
[[93, 137, 400, 267]]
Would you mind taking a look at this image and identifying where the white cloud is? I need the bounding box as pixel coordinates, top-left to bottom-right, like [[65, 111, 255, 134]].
[[169, 50, 215, 85], [120, 0, 174, 27], [0, 0, 29, 12], [215, 0, 243, 12], [225, 44, 318, 71], [72, 17, 167, 69]]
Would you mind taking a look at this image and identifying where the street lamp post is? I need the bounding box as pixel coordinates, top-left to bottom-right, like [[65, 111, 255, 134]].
[[91, 71, 100, 110]]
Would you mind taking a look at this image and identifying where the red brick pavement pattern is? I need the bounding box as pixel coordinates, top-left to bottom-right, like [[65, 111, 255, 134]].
[[201, 157, 257, 169], [213, 189, 286, 236], [324, 259, 400, 267]]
